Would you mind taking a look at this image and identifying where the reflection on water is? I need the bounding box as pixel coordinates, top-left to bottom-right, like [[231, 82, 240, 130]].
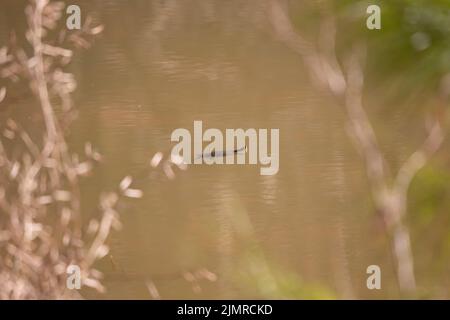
[[2, 0, 449, 299]]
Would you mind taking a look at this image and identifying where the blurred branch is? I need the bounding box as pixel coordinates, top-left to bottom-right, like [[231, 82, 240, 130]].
[[0, 0, 126, 299], [267, 0, 446, 296]]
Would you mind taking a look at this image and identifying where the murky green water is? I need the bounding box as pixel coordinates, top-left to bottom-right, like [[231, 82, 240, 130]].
[[2, 0, 449, 299]]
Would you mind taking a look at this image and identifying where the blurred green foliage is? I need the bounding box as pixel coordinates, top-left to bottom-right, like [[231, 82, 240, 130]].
[[287, 0, 450, 104], [337, 0, 450, 103], [408, 164, 450, 296], [225, 197, 335, 299], [409, 164, 450, 226]]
